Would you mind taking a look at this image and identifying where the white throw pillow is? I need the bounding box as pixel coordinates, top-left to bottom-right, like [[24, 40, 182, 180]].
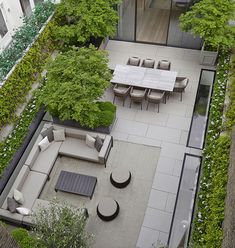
[[53, 129, 65, 141], [13, 189, 24, 205], [16, 207, 31, 216], [86, 134, 95, 148], [38, 136, 50, 151]]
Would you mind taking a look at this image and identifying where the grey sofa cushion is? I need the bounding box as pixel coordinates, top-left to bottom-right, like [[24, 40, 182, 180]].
[[31, 141, 62, 175], [7, 197, 19, 213], [95, 136, 103, 152], [41, 126, 54, 142], [59, 137, 99, 163]]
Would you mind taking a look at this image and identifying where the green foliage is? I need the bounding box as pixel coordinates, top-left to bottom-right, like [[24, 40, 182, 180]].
[[39, 46, 112, 128], [225, 57, 235, 129], [0, 89, 41, 175], [97, 101, 116, 112], [190, 53, 232, 247], [96, 101, 116, 127], [0, 14, 56, 129], [12, 228, 38, 248], [53, 0, 119, 46], [0, 1, 55, 80], [32, 201, 90, 248], [179, 0, 235, 51]]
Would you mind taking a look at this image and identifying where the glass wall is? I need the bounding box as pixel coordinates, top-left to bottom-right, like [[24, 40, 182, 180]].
[[114, 0, 202, 49], [0, 10, 8, 38], [187, 70, 215, 149], [19, 0, 32, 17], [168, 154, 201, 248], [116, 0, 136, 41]]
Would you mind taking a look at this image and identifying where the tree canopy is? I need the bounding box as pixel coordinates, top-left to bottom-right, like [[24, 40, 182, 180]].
[[39, 45, 112, 128], [180, 0, 235, 50], [53, 0, 119, 46]]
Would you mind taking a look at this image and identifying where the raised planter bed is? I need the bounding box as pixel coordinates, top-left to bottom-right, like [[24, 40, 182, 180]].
[[0, 107, 45, 195], [52, 114, 116, 134]]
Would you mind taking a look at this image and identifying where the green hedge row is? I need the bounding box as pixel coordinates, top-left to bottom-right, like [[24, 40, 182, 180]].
[[0, 16, 56, 129], [191, 53, 233, 247]]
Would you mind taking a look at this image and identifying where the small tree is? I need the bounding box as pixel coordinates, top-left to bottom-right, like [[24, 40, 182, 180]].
[[39, 45, 112, 128], [179, 0, 235, 51], [32, 201, 90, 248], [53, 0, 119, 46]]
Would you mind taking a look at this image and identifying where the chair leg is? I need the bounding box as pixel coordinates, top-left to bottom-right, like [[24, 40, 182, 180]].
[[180, 92, 182, 101], [146, 102, 149, 110], [123, 98, 125, 106], [157, 103, 159, 113], [113, 95, 116, 104], [129, 99, 132, 108], [141, 102, 142, 110]]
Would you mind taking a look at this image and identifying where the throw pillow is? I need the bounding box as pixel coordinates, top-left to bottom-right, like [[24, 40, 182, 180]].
[[53, 129, 65, 141], [38, 136, 50, 151], [95, 135, 103, 152], [144, 60, 154, 68], [7, 197, 19, 213], [16, 207, 31, 216], [41, 126, 54, 142], [13, 189, 24, 205], [86, 134, 95, 148]]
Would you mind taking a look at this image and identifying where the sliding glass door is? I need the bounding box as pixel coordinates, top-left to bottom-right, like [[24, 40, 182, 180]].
[[114, 0, 202, 49]]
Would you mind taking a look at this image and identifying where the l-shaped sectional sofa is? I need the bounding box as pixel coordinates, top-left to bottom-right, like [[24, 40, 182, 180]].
[[0, 123, 113, 226]]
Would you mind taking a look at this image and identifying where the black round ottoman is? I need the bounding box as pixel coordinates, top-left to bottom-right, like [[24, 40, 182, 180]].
[[110, 168, 131, 188], [97, 197, 119, 221]]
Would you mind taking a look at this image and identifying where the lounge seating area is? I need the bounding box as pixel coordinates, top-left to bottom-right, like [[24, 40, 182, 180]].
[[111, 57, 189, 111], [0, 123, 113, 226]]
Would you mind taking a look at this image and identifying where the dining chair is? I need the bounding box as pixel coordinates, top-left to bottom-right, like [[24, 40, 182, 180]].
[[141, 58, 155, 68], [129, 87, 147, 110], [127, 56, 141, 66], [173, 77, 189, 101], [157, 60, 171, 70], [113, 84, 131, 106], [146, 89, 165, 113]]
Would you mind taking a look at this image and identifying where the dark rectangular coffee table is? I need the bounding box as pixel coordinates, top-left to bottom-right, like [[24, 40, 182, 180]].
[[55, 171, 97, 199]]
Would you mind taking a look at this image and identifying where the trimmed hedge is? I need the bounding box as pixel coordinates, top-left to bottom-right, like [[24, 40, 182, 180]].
[[0, 16, 56, 129], [191, 53, 233, 247]]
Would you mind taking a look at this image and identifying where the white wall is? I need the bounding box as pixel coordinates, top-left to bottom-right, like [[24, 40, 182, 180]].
[[0, 0, 36, 51]]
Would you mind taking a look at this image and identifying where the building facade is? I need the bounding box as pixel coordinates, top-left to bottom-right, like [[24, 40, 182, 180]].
[[0, 0, 43, 51]]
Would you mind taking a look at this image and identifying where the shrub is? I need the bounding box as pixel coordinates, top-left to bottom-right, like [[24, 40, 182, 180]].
[[12, 228, 38, 248], [97, 101, 116, 113], [190, 53, 232, 247], [32, 201, 90, 248], [38, 46, 112, 128], [180, 0, 235, 51], [0, 14, 55, 129], [53, 0, 119, 46], [0, 1, 55, 80]]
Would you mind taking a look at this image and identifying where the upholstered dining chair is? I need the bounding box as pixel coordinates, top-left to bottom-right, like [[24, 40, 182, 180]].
[[173, 77, 189, 101], [113, 84, 131, 106], [129, 87, 147, 110], [157, 60, 171, 70], [141, 58, 155, 68], [127, 56, 141, 66], [146, 89, 165, 113]]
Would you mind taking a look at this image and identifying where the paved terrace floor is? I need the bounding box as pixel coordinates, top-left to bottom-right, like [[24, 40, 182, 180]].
[[101, 40, 214, 247]]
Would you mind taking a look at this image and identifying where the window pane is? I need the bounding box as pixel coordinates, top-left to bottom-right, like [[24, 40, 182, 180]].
[[34, 0, 43, 6], [0, 10, 8, 38], [115, 0, 136, 41], [19, 0, 32, 17]]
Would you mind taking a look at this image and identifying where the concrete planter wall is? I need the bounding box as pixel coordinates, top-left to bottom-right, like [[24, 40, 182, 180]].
[[53, 114, 116, 134], [0, 107, 45, 195], [200, 43, 218, 66]]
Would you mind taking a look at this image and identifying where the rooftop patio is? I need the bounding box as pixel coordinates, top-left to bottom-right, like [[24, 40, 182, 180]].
[[41, 40, 214, 248]]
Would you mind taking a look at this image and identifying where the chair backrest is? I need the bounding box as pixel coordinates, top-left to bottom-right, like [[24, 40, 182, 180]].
[[127, 57, 141, 66], [157, 60, 171, 70], [141, 59, 155, 68]]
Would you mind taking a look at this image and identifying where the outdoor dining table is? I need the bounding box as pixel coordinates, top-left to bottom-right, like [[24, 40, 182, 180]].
[[111, 64, 178, 92]]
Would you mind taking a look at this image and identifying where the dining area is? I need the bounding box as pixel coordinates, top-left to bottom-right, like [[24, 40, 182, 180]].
[[111, 56, 189, 112]]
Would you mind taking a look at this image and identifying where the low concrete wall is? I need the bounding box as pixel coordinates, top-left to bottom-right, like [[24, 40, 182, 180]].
[[222, 126, 235, 248]]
